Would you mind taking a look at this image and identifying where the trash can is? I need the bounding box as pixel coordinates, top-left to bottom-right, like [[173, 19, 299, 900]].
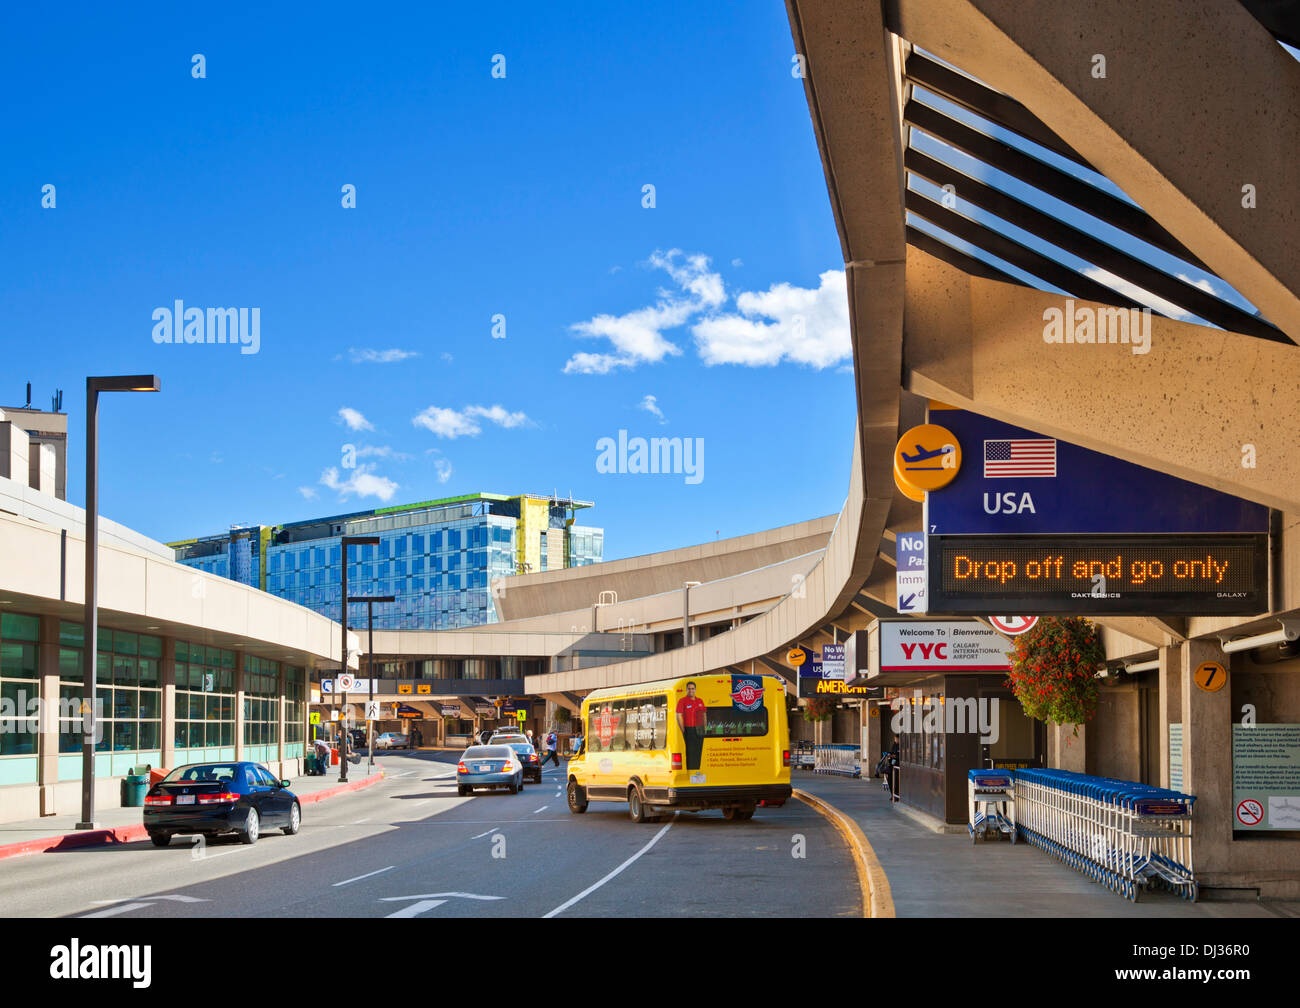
[[330, 746, 340, 766], [121, 773, 149, 807]]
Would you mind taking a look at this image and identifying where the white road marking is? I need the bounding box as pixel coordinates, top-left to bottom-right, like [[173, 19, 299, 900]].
[[333, 865, 395, 887], [386, 770, 417, 779], [353, 817, 370, 824], [82, 902, 153, 918], [386, 898, 446, 918], [471, 827, 499, 839], [543, 816, 676, 918], [532, 806, 548, 814]]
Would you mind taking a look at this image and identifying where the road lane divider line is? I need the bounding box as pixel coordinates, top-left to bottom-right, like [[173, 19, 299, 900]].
[[792, 788, 894, 919], [333, 865, 395, 887], [353, 818, 370, 824], [542, 815, 675, 918], [471, 828, 498, 839], [532, 806, 548, 814]]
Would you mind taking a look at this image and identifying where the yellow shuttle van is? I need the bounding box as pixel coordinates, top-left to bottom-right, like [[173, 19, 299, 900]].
[[565, 673, 792, 822]]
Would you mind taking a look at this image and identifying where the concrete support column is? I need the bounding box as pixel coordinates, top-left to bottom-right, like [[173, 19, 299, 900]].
[[276, 663, 286, 778], [1052, 723, 1087, 771], [1181, 638, 1233, 876], [160, 637, 176, 772], [233, 652, 245, 761], [1158, 643, 1182, 789], [38, 615, 60, 816]]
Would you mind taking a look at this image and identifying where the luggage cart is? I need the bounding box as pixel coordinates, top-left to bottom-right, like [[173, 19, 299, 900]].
[[967, 770, 1015, 843], [1013, 769, 1197, 902]]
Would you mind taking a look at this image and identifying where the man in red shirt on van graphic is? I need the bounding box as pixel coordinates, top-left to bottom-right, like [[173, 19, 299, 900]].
[[676, 681, 707, 771]]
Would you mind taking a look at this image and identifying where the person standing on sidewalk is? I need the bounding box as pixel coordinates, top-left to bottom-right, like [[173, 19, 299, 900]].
[[887, 739, 901, 802]]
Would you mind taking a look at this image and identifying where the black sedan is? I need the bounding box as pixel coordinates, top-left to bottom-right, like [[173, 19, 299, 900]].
[[491, 736, 543, 783], [143, 762, 301, 847]]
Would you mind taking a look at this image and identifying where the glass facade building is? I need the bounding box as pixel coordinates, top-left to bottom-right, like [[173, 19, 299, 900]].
[[171, 492, 602, 630]]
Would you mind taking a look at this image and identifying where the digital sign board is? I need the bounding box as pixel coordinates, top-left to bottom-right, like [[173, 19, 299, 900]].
[[922, 409, 1270, 617], [929, 534, 1267, 615]]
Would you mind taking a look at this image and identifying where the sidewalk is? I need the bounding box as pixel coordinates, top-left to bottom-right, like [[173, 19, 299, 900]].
[[792, 770, 1300, 918], [0, 763, 385, 861]]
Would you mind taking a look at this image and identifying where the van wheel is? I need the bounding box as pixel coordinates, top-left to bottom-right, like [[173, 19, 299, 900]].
[[628, 785, 650, 823], [567, 779, 588, 814]]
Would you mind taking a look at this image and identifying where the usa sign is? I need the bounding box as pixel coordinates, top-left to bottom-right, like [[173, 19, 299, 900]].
[[880, 620, 1011, 674]]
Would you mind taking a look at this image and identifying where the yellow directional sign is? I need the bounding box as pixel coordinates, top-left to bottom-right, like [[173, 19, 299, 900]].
[[893, 455, 925, 503], [310, 712, 321, 725], [417, 684, 431, 694], [515, 710, 527, 723], [894, 424, 961, 493], [1194, 661, 1227, 693], [398, 684, 412, 694], [787, 648, 807, 668]]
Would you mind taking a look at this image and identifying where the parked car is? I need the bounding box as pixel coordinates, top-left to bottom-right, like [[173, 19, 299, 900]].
[[457, 745, 524, 795], [348, 729, 368, 751], [375, 732, 410, 750], [143, 762, 300, 846]]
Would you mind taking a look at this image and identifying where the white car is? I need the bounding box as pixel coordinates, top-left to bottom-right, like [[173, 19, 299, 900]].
[[374, 732, 410, 750]]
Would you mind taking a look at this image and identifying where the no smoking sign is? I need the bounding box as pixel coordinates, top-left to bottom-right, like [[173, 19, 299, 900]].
[[1235, 799, 1263, 826], [990, 616, 1038, 636]]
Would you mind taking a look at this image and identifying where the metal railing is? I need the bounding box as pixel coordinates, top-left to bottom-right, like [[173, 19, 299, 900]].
[[1013, 768, 1197, 902]]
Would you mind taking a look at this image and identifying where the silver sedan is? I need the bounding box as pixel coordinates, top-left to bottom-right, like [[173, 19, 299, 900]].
[[457, 745, 524, 795]]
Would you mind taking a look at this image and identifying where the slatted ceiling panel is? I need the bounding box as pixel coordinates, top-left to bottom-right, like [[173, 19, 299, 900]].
[[894, 51, 1290, 345], [904, 224, 1025, 286], [904, 149, 1288, 341], [903, 99, 1211, 270], [905, 51, 1095, 170], [905, 190, 1144, 308]]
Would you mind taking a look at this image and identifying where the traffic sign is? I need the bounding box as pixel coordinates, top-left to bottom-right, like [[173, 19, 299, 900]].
[[515, 710, 527, 723], [896, 533, 928, 614], [990, 616, 1039, 636], [365, 700, 380, 720], [338, 674, 356, 692], [893, 424, 961, 493], [787, 648, 807, 668], [1195, 661, 1227, 693], [1235, 799, 1263, 826], [310, 712, 321, 725]]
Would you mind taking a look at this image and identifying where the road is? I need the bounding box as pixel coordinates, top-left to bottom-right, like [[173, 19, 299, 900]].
[[2, 751, 859, 918]]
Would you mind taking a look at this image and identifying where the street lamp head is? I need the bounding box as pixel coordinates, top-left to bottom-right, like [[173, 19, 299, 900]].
[[88, 374, 161, 393]]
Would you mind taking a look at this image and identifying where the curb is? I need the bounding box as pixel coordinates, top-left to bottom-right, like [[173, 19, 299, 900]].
[[794, 787, 896, 918], [0, 768, 386, 862]]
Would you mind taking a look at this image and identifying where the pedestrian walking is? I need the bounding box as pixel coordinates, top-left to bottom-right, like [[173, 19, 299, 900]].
[[542, 729, 559, 767]]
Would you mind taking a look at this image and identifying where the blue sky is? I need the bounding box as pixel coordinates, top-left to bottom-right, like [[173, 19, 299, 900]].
[[0, 1, 856, 559]]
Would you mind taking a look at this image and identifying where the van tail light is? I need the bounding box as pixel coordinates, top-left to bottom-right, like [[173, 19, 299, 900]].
[[783, 750, 791, 767], [197, 792, 240, 805], [457, 762, 468, 774], [144, 794, 172, 806], [671, 753, 682, 770]]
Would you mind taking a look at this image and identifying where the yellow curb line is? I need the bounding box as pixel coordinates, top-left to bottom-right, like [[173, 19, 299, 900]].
[[794, 787, 895, 918]]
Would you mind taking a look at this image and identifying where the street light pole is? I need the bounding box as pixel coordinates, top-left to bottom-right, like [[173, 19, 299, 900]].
[[347, 594, 394, 774], [338, 535, 379, 783], [78, 375, 160, 831]]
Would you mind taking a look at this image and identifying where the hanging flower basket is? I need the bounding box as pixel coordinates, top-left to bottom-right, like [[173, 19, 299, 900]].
[[804, 697, 836, 722], [1006, 617, 1105, 729]]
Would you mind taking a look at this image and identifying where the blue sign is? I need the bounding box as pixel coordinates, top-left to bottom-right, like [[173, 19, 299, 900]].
[[926, 410, 1267, 535], [896, 533, 925, 571], [798, 661, 825, 679]]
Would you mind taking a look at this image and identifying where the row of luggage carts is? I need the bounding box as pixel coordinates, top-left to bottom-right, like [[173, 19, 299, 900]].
[[999, 768, 1198, 902], [799, 743, 861, 777]]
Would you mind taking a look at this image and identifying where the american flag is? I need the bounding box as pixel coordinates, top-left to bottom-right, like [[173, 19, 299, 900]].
[[984, 439, 1056, 478]]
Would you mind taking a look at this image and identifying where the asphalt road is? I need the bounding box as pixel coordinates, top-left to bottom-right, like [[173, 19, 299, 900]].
[[3, 751, 859, 918]]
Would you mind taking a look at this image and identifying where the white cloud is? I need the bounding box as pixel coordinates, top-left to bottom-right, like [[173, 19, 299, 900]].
[[412, 404, 531, 439], [338, 407, 375, 432], [440, 352, 454, 363], [692, 269, 851, 368], [320, 464, 399, 502], [564, 249, 725, 373], [732, 258, 744, 267], [347, 347, 420, 364], [433, 458, 453, 483], [298, 486, 318, 499], [639, 394, 666, 423]]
